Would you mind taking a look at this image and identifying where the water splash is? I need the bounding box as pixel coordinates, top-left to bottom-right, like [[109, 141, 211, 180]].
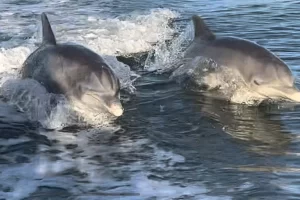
[[144, 21, 193, 73], [0, 9, 179, 128]]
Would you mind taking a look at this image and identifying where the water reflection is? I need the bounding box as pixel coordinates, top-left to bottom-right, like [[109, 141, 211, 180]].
[[195, 94, 294, 156], [127, 74, 294, 157]]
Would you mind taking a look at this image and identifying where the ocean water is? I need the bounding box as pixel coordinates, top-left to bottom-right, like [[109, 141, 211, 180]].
[[1, 0, 300, 199]]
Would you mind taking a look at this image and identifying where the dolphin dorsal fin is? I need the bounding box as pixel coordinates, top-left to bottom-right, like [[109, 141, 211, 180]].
[[192, 15, 215, 41], [41, 12, 56, 45]]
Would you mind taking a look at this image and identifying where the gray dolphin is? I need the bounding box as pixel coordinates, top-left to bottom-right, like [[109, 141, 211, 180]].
[[184, 15, 300, 102], [21, 13, 123, 117]]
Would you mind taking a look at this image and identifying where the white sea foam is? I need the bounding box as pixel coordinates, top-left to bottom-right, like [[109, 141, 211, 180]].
[[30, 8, 178, 56], [67, 9, 178, 56]]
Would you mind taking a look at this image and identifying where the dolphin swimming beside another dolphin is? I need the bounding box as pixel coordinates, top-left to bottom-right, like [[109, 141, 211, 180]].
[[180, 15, 300, 103], [21, 13, 123, 117]]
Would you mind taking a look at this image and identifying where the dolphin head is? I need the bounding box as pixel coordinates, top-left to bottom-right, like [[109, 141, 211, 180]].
[[75, 66, 124, 117], [32, 13, 123, 117], [248, 63, 300, 102], [187, 14, 300, 103]]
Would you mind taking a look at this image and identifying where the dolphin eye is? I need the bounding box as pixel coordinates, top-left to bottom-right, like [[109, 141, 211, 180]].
[[252, 77, 264, 86], [253, 80, 260, 85]]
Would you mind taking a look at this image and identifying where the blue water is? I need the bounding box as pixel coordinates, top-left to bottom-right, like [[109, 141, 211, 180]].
[[1, 0, 300, 199]]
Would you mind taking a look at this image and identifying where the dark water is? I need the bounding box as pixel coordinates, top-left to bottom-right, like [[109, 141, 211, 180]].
[[1, 0, 300, 199]]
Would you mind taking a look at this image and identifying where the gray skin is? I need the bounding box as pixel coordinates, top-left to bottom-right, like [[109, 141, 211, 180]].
[[21, 13, 123, 116], [184, 15, 300, 102]]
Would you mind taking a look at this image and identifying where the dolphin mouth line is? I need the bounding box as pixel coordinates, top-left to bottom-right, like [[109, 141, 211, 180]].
[[253, 85, 300, 103]]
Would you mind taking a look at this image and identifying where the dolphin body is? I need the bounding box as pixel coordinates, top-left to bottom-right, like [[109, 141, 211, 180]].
[[183, 15, 300, 102], [21, 13, 123, 117]]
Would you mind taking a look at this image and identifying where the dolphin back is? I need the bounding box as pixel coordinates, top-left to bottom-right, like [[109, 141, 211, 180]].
[[41, 12, 56, 45]]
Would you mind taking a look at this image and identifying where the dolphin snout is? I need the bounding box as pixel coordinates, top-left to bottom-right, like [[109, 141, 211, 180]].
[[256, 85, 300, 102], [106, 100, 124, 117], [102, 96, 124, 117], [80, 92, 124, 117], [283, 87, 300, 102]]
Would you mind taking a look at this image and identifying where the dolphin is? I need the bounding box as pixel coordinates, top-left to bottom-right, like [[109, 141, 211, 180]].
[[184, 15, 300, 102], [21, 13, 123, 117]]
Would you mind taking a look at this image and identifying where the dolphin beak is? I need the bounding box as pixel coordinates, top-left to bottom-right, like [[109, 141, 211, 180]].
[[281, 86, 300, 102], [256, 85, 300, 102], [80, 92, 124, 117], [104, 99, 124, 117]]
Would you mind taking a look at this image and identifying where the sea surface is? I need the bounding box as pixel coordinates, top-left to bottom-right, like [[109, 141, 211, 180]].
[[1, 0, 300, 199]]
